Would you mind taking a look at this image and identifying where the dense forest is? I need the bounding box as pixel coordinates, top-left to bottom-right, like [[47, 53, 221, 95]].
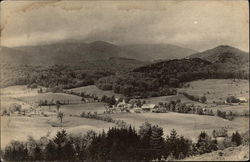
[[1, 64, 113, 89], [96, 58, 248, 97]]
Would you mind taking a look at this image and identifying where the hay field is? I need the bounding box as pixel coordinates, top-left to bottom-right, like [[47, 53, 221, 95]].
[[178, 79, 249, 103], [110, 112, 248, 141], [1, 115, 114, 149], [68, 85, 123, 98]]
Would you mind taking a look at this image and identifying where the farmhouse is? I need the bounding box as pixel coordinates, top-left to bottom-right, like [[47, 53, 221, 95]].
[[141, 104, 157, 112]]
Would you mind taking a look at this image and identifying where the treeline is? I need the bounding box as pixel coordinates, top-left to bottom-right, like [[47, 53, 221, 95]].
[[155, 100, 234, 120], [65, 90, 120, 106], [80, 112, 128, 128], [96, 58, 248, 97], [180, 92, 207, 103], [2, 123, 246, 161], [96, 73, 177, 98]]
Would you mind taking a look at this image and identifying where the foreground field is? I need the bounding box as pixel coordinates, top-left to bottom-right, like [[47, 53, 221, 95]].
[[109, 112, 248, 141], [1, 115, 114, 149]]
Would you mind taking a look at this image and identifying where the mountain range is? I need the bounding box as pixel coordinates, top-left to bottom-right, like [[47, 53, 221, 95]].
[[0, 41, 197, 65]]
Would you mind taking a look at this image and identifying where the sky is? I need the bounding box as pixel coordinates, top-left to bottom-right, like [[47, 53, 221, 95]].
[[1, 0, 249, 51]]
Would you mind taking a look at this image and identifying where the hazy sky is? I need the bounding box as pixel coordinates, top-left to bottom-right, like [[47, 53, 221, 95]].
[[1, 0, 249, 51]]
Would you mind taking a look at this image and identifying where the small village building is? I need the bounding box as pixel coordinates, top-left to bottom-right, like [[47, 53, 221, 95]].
[[141, 104, 157, 112]]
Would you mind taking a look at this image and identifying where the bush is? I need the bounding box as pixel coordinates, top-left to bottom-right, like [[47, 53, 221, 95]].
[[226, 96, 240, 103], [28, 83, 38, 89], [212, 128, 228, 138], [200, 95, 207, 103]]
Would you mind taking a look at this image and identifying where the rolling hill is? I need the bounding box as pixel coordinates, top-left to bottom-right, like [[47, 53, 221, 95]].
[[188, 45, 249, 64], [0, 41, 197, 66]]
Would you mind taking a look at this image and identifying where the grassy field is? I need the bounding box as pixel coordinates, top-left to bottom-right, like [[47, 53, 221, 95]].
[[109, 112, 248, 141], [19, 92, 83, 105], [207, 104, 249, 115], [178, 79, 249, 103], [68, 85, 124, 98], [1, 115, 114, 149], [144, 95, 206, 107], [182, 145, 249, 161], [41, 102, 106, 115]]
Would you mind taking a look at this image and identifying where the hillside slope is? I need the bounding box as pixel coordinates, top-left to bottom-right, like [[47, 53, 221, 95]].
[[182, 145, 249, 161], [188, 45, 249, 65]]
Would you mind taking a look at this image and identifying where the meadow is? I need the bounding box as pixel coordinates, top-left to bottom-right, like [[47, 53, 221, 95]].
[[68, 85, 123, 98], [178, 79, 249, 103], [109, 112, 248, 141]]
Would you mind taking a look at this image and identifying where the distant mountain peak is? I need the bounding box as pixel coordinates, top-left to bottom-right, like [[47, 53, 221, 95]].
[[188, 45, 249, 65]]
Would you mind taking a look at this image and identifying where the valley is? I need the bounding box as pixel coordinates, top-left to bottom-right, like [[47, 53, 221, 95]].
[[1, 44, 249, 161], [1, 79, 249, 149]]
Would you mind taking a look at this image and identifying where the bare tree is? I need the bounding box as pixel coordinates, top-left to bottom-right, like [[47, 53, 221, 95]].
[[57, 111, 64, 125]]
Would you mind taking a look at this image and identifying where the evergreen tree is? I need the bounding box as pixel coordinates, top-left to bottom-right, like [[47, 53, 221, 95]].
[[150, 125, 164, 160], [44, 140, 57, 160], [232, 131, 242, 146]]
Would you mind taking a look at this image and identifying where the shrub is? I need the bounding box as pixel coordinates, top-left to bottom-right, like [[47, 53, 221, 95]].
[[232, 131, 242, 146], [226, 96, 240, 103], [212, 128, 228, 138]]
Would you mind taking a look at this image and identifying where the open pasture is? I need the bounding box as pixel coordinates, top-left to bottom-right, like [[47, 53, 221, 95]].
[[18, 92, 83, 105], [40, 102, 106, 115], [144, 95, 206, 106], [110, 112, 248, 141], [1, 115, 114, 149], [178, 79, 249, 103], [207, 104, 249, 115], [68, 85, 123, 98]]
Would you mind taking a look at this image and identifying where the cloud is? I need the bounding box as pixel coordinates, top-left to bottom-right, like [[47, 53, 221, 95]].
[[1, 0, 249, 51]]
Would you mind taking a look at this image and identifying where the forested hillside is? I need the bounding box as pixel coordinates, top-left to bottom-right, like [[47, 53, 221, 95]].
[[96, 57, 248, 98]]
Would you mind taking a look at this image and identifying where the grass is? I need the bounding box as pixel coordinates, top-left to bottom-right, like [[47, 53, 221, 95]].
[[144, 95, 206, 106], [19, 92, 83, 105], [178, 79, 249, 103], [109, 112, 249, 141], [1, 115, 114, 149], [1, 81, 249, 149], [68, 85, 124, 98], [40, 103, 106, 115], [207, 104, 249, 115]]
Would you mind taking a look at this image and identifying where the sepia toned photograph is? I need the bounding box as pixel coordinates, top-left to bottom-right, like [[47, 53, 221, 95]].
[[0, 0, 249, 161]]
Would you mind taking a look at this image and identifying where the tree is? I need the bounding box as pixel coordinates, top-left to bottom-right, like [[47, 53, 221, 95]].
[[44, 140, 57, 160], [194, 131, 217, 154], [232, 131, 242, 146], [200, 95, 207, 103], [56, 101, 61, 112], [57, 112, 64, 124], [139, 122, 152, 160], [33, 145, 42, 160], [150, 125, 164, 160]]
